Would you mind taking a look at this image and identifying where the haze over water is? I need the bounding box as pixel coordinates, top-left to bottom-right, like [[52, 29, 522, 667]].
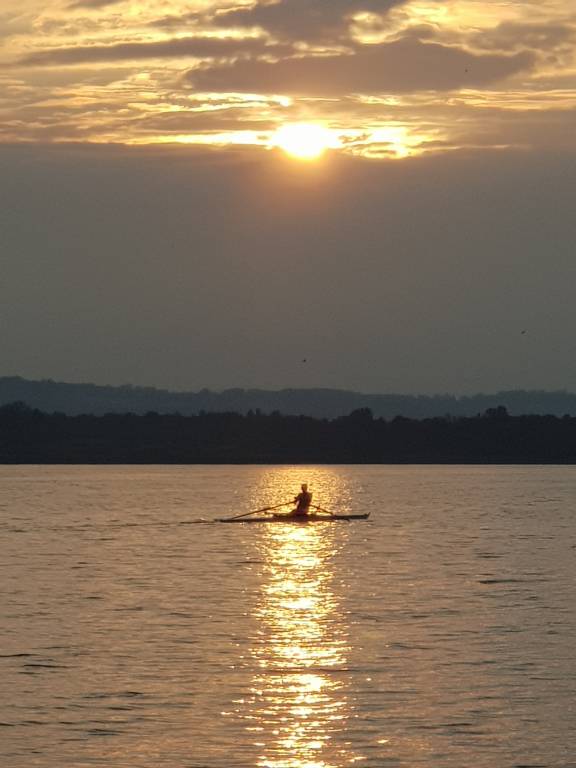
[[2, 465, 576, 767]]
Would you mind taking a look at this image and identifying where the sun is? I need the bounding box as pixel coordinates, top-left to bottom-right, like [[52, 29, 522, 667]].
[[272, 123, 335, 160]]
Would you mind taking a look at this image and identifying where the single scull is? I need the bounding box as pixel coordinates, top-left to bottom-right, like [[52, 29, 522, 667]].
[[217, 513, 370, 523]]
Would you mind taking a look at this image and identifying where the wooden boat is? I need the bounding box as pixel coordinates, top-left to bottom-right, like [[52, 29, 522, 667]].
[[218, 513, 370, 523]]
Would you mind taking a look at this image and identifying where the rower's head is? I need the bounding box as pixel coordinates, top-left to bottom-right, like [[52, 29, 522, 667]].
[[301, 483, 308, 491]]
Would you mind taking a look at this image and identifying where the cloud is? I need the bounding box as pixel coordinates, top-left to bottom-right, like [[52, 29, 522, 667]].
[[0, 10, 35, 43], [454, 106, 576, 153], [18, 35, 284, 66], [134, 108, 276, 135], [212, 0, 408, 42], [68, 0, 125, 8], [187, 38, 535, 95], [472, 20, 576, 54]]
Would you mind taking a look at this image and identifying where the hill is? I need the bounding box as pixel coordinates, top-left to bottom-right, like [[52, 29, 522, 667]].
[[2, 376, 576, 419]]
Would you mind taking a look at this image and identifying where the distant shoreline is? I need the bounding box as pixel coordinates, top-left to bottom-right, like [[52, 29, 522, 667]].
[[2, 402, 576, 465], [3, 376, 576, 420]]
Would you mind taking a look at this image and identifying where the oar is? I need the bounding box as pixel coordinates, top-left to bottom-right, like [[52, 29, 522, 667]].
[[220, 501, 293, 522], [310, 503, 334, 516]]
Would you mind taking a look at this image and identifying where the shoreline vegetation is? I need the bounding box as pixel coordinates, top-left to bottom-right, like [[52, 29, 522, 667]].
[[2, 402, 576, 464]]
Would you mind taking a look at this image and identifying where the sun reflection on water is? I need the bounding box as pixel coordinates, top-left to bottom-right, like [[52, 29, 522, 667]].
[[238, 468, 360, 768]]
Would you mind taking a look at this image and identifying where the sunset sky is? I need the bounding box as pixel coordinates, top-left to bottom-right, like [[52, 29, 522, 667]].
[[1, 0, 576, 393]]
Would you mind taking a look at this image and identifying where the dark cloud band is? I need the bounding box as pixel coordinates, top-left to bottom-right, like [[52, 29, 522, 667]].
[[187, 39, 535, 95], [19, 36, 286, 66], [213, 0, 408, 41], [68, 0, 125, 8]]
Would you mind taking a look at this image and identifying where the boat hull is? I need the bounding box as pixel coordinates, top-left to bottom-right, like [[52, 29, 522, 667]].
[[218, 513, 370, 523]]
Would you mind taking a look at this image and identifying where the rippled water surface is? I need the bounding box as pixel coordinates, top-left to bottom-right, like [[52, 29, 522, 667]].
[[2, 465, 576, 767]]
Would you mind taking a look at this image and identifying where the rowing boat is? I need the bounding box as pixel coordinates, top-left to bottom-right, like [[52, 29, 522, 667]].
[[218, 513, 370, 523]]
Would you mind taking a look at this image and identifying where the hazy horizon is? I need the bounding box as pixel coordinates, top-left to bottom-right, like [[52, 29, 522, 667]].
[[3, 145, 576, 394], [4, 371, 576, 400]]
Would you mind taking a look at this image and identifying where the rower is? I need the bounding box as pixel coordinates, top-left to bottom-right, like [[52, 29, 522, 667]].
[[291, 483, 312, 516]]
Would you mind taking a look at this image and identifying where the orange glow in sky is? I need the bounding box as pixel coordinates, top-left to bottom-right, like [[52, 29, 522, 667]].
[[0, 0, 574, 156]]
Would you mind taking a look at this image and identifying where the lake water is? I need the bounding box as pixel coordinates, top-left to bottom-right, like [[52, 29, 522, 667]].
[[1, 465, 576, 768]]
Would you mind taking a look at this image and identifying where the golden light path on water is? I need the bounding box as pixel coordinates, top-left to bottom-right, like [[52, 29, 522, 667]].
[[237, 468, 361, 768]]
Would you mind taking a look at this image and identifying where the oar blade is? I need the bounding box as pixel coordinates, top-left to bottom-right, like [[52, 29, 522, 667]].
[[216, 500, 293, 522]]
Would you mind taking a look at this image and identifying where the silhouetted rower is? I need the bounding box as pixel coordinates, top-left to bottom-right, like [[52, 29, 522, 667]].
[[291, 483, 312, 516]]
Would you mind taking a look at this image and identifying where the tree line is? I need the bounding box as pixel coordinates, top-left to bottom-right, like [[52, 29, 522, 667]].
[[1, 401, 576, 463]]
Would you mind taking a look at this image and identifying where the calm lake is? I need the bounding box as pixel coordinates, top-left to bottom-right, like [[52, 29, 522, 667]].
[[2, 465, 576, 768]]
